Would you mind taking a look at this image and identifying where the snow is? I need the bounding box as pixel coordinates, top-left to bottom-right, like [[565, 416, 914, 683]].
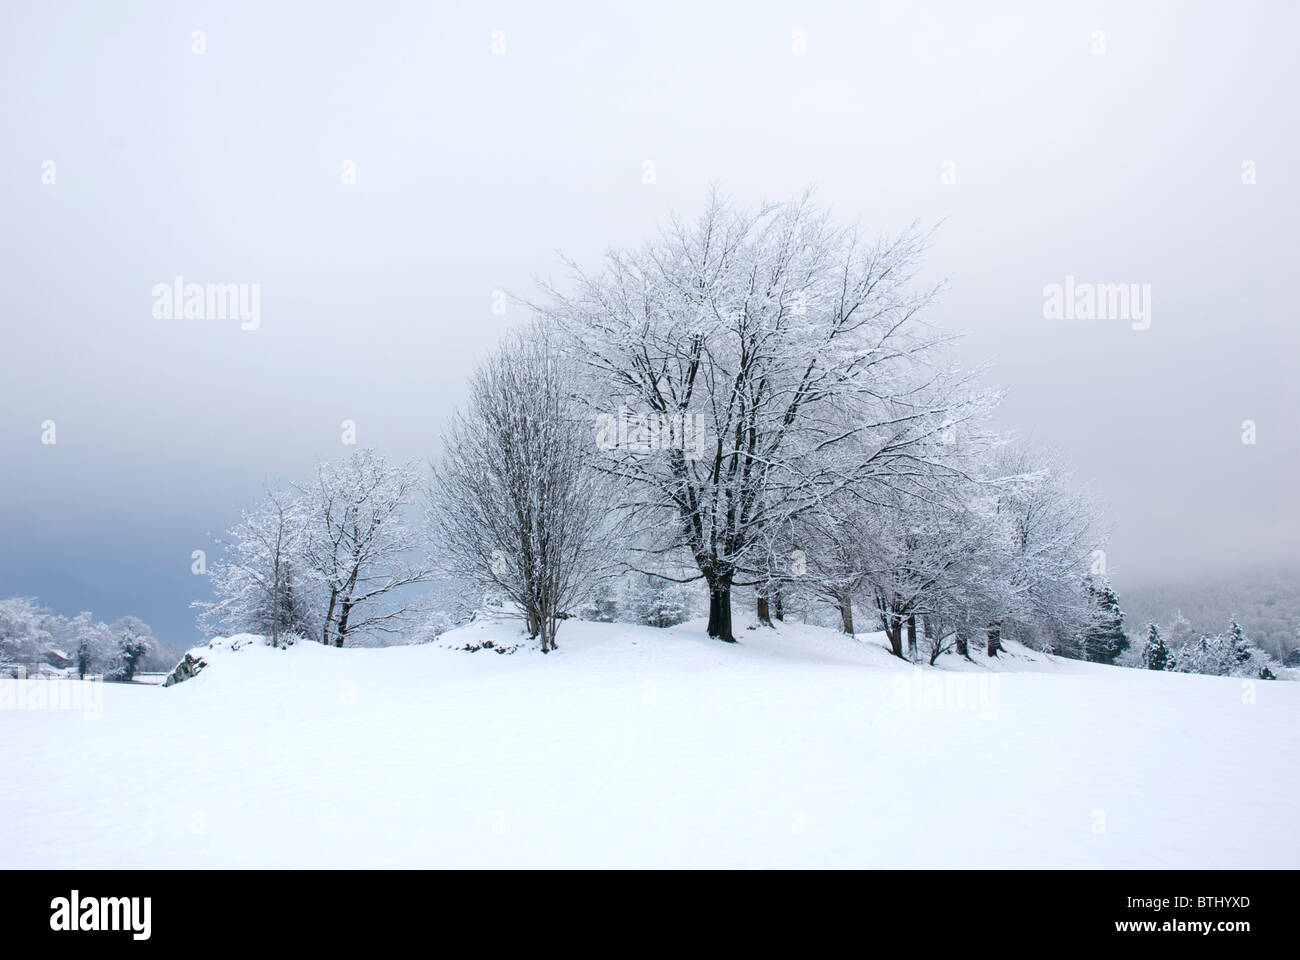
[[2, 615, 1296, 868]]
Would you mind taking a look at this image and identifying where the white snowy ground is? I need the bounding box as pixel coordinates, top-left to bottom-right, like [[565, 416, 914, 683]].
[[2, 615, 1296, 868]]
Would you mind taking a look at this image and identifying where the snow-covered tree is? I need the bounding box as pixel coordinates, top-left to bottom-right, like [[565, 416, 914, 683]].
[[196, 488, 315, 646], [108, 615, 155, 681], [428, 329, 614, 652], [1170, 633, 1219, 675], [779, 502, 868, 635], [1166, 620, 1273, 677], [909, 490, 1008, 663], [1284, 625, 1300, 669], [2, 599, 157, 678], [301, 450, 431, 647], [1142, 623, 1169, 670], [1080, 577, 1129, 664], [1218, 620, 1275, 678], [538, 191, 967, 642], [849, 492, 977, 656], [0, 597, 59, 670], [829, 437, 1096, 662], [974, 444, 1103, 659], [1225, 619, 1254, 670], [621, 572, 699, 628], [60, 611, 115, 678]]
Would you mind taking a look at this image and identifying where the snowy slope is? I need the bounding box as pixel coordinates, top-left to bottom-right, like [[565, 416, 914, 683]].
[[1, 615, 1296, 868]]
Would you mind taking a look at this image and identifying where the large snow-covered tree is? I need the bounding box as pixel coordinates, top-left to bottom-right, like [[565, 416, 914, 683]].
[[71, 614, 116, 678], [108, 615, 156, 681], [974, 444, 1104, 658], [301, 451, 431, 647], [0, 597, 60, 670], [538, 191, 965, 641], [429, 329, 614, 652]]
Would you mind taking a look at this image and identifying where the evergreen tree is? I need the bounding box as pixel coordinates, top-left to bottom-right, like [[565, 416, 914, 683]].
[[621, 573, 696, 628], [1080, 576, 1129, 664], [1142, 622, 1169, 670], [1171, 633, 1223, 675], [1168, 622, 1270, 678], [1226, 619, 1253, 668]]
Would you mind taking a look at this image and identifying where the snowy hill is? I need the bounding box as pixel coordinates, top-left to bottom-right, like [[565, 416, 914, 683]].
[[2, 616, 1296, 868]]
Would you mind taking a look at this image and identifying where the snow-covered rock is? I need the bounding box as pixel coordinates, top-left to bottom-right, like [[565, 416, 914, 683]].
[[160, 634, 267, 687], [160, 651, 206, 688]]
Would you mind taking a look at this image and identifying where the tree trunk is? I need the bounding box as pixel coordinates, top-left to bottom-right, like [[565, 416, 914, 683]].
[[839, 597, 854, 635], [271, 561, 281, 650], [706, 577, 735, 642], [955, 629, 969, 658], [774, 592, 784, 621], [885, 613, 905, 658], [986, 622, 1001, 658], [322, 586, 338, 645], [906, 614, 916, 658], [336, 601, 352, 647], [757, 595, 773, 627]]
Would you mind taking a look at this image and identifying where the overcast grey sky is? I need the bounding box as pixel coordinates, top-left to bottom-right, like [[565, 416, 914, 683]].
[[2, 0, 1297, 644]]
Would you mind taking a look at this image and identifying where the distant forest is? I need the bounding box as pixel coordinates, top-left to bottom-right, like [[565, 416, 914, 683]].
[[1122, 564, 1300, 661]]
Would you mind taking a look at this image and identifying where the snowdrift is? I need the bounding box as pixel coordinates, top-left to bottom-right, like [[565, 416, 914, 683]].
[[2, 616, 1296, 868]]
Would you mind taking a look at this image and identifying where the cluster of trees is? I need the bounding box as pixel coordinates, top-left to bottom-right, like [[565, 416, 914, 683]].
[[0, 597, 156, 681], [1124, 566, 1300, 662], [1140, 616, 1279, 679], [194, 450, 430, 647], [425, 193, 1123, 660], [200, 193, 1132, 663]]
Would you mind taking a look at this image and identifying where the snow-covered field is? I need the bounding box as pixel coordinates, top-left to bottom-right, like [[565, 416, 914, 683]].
[[2, 616, 1296, 868]]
